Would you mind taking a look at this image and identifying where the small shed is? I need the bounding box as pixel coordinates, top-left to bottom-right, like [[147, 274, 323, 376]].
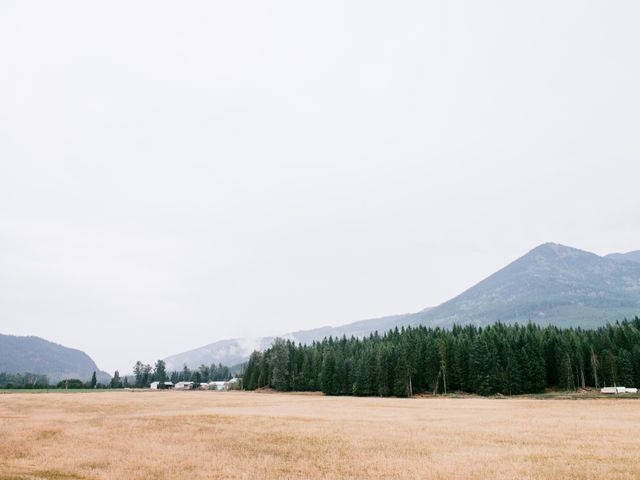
[[175, 381, 194, 390], [150, 381, 174, 390]]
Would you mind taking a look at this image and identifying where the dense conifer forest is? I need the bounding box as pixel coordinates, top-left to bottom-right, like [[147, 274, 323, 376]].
[[242, 318, 640, 396]]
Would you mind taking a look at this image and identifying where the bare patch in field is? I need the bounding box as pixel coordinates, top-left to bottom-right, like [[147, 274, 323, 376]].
[[1, 391, 639, 479]]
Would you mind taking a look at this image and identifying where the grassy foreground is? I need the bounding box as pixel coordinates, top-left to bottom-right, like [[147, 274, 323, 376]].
[[1, 391, 639, 479]]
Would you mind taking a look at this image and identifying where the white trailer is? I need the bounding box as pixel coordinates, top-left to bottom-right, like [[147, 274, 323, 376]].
[[600, 386, 637, 394]]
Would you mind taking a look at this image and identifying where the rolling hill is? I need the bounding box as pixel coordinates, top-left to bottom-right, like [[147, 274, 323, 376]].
[[0, 334, 110, 384], [164, 243, 640, 370]]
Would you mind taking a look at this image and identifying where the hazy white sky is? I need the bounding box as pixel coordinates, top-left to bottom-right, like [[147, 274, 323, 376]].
[[1, 1, 639, 373]]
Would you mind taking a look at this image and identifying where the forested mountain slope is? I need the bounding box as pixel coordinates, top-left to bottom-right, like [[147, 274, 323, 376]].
[[607, 250, 640, 264], [406, 243, 640, 329], [166, 243, 640, 369], [0, 334, 110, 383]]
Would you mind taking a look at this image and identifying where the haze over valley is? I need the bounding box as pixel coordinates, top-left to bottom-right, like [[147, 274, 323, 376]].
[[2, 3, 640, 480]]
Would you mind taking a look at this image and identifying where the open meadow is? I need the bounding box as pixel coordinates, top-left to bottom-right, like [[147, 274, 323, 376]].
[[1, 391, 639, 479]]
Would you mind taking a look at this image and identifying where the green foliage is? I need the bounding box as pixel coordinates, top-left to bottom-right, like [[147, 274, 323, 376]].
[[110, 370, 123, 388], [154, 360, 167, 383], [271, 338, 290, 391], [57, 378, 84, 389], [130, 362, 153, 387], [242, 317, 640, 397], [0, 372, 50, 389], [133, 361, 143, 387], [130, 359, 235, 389]]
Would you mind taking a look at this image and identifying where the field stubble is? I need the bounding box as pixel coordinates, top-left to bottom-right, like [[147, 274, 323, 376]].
[[0, 391, 639, 479]]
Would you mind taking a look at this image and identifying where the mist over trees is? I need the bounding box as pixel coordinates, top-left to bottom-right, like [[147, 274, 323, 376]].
[[243, 318, 640, 397]]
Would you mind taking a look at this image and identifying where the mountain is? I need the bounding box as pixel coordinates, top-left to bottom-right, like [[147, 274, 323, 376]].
[[163, 312, 421, 371], [403, 243, 640, 329], [164, 243, 640, 370], [164, 337, 275, 372], [606, 250, 640, 264], [0, 334, 110, 384]]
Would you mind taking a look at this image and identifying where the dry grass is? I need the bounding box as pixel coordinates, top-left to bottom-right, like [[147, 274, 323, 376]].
[[1, 391, 639, 479]]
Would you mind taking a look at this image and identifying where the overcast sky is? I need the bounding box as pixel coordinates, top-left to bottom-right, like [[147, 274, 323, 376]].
[[1, 1, 639, 374]]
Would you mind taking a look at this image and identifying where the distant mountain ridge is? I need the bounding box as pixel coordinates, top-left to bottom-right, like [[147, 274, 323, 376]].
[[164, 312, 419, 371], [606, 250, 640, 264], [164, 243, 640, 370], [0, 334, 110, 383], [402, 243, 640, 329]]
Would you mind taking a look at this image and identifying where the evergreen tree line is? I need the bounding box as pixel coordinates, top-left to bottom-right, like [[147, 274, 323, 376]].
[[0, 371, 124, 389], [242, 318, 640, 397], [3, 362, 232, 390], [131, 360, 233, 388], [1, 360, 234, 390], [0, 372, 50, 389], [83, 370, 126, 389]]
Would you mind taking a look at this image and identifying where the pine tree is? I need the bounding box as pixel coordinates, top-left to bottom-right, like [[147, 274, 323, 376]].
[[271, 338, 290, 391], [198, 364, 210, 383], [559, 354, 575, 391], [618, 349, 634, 387], [141, 364, 152, 387], [300, 353, 312, 391], [181, 364, 191, 382], [632, 346, 640, 388], [471, 335, 499, 395], [244, 351, 263, 390], [154, 360, 167, 385], [133, 361, 143, 388], [110, 371, 122, 388], [321, 349, 337, 395]]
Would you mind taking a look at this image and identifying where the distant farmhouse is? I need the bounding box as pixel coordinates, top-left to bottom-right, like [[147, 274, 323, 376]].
[[600, 387, 638, 394], [174, 381, 193, 390], [150, 381, 174, 390], [150, 379, 240, 391]]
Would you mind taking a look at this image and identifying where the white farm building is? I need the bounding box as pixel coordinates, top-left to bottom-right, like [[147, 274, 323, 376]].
[[149, 379, 240, 391], [150, 381, 174, 390], [600, 387, 638, 394], [174, 381, 195, 390]]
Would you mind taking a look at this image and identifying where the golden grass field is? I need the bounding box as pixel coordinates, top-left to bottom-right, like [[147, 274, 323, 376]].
[[1, 391, 640, 479]]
